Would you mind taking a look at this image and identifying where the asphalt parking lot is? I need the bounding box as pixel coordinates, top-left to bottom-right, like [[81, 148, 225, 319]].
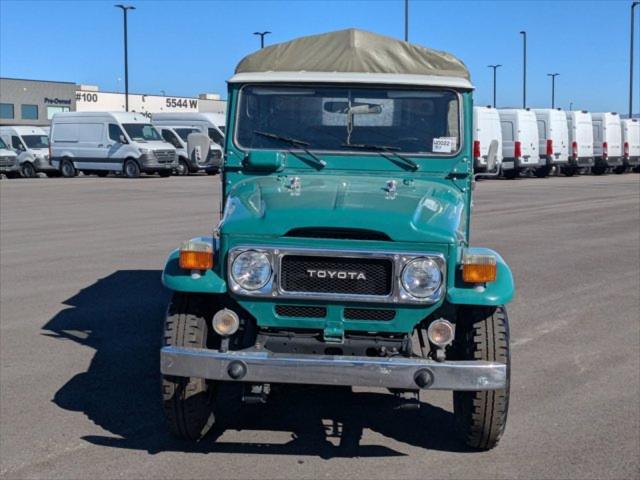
[[0, 173, 638, 480]]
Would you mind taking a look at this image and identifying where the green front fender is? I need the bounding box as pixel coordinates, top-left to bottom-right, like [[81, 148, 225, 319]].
[[161, 248, 227, 294], [446, 247, 515, 306]]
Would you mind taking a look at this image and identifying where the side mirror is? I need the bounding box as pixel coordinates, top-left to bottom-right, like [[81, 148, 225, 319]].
[[486, 139, 499, 173], [119, 134, 128, 144], [187, 132, 211, 164]]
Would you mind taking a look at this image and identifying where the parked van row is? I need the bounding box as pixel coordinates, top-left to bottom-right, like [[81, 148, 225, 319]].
[[0, 112, 226, 179], [473, 107, 640, 178]]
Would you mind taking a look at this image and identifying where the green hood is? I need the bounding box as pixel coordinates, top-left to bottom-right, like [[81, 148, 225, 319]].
[[221, 175, 467, 244]]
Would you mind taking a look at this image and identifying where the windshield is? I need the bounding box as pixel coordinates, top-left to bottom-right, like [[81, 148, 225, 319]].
[[122, 123, 161, 142], [22, 135, 49, 149], [174, 128, 199, 142], [236, 85, 460, 155]]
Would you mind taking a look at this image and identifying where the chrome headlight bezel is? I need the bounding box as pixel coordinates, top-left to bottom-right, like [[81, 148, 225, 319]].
[[399, 257, 444, 300], [229, 249, 274, 293]]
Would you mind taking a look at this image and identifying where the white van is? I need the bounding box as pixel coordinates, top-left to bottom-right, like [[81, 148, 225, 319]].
[[565, 111, 594, 175], [0, 126, 55, 178], [621, 118, 640, 171], [473, 106, 502, 173], [154, 125, 222, 175], [0, 136, 19, 177], [152, 112, 224, 175], [533, 108, 569, 177], [50, 112, 177, 178], [498, 109, 540, 178], [591, 112, 623, 175]]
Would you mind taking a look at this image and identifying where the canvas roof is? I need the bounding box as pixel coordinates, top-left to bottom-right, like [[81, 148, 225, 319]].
[[234, 29, 470, 80]]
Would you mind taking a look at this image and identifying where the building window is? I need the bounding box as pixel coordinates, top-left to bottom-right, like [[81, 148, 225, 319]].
[[0, 103, 14, 119], [47, 106, 70, 119], [21, 104, 39, 120]]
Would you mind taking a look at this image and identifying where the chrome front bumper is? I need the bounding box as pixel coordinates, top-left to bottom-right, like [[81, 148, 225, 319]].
[[160, 346, 507, 391]]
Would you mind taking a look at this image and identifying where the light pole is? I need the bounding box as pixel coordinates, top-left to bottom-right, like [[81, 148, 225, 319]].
[[547, 73, 560, 108], [569, 102, 574, 111], [404, 0, 409, 41], [488, 64, 502, 108], [253, 31, 271, 49], [519, 31, 527, 108], [115, 5, 135, 112], [629, 1, 639, 117]]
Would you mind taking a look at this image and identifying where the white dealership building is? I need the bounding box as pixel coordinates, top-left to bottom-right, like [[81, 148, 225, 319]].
[[0, 77, 226, 127]]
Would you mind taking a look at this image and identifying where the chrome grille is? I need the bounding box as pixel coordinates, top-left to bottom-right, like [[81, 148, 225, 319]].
[[0, 156, 16, 167], [154, 149, 176, 163]]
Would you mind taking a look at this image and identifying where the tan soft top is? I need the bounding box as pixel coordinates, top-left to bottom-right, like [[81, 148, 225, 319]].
[[234, 29, 470, 81]]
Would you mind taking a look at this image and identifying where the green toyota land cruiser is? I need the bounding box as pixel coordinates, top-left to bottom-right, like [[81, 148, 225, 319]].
[[160, 29, 514, 450]]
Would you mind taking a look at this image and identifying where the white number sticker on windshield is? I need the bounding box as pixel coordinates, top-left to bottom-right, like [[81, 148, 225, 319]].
[[433, 137, 455, 153]]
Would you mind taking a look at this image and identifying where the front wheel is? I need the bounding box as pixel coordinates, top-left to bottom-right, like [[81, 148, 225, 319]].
[[534, 164, 551, 178], [502, 168, 518, 180], [613, 165, 627, 174], [162, 293, 216, 440], [592, 164, 607, 175], [453, 306, 510, 450], [123, 159, 141, 178], [20, 162, 37, 178], [175, 159, 189, 176]]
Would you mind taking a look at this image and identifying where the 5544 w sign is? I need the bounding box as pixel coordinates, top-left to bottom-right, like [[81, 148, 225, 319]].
[[75, 91, 200, 114]]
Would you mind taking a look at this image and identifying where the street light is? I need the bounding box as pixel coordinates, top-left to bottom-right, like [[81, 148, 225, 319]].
[[253, 31, 271, 49], [404, 0, 409, 41], [488, 64, 502, 108], [569, 102, 574, 111], [547, 73, 560, 108], [629, 1, 639, 117], [520, 31, 527, 108], [115, 4, 135, 112]]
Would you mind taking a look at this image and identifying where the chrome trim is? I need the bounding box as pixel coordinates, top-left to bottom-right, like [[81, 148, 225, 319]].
[[227, 245, 446, 305], [160, 346, 506, 391]]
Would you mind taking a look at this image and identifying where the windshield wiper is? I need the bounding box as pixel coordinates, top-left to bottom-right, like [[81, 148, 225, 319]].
[[253, 130, 326, 169], [342, 143, 419, 171]]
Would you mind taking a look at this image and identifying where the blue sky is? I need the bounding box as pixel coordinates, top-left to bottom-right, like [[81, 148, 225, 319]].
[[1, 0, 638, 113]]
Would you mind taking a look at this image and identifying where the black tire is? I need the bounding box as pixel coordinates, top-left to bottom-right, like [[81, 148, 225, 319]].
[[162, 292, 216, 440], [123, 159, 141, 178], [533, 165, 551, 178], [613, 165, 627, 174], [175, 159, 189, 176], [453, 306, 510, 451], [60, 159, 77, 178], [96, 171, 109, 177], [592, 164, 607, 175], [159, 170, 171, 178], [206, 169, 219, 176], [20, 162, 37, 178], [562, 165, 576, 177], [502, 168, 518, 180]]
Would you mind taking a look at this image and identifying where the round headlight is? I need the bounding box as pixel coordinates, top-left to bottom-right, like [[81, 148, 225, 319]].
[[231, 251, 272, 290], [401, 258, 442, 299]]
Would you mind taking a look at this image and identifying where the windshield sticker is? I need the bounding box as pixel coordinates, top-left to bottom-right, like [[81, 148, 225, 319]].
[[433, 137, 455, 153]]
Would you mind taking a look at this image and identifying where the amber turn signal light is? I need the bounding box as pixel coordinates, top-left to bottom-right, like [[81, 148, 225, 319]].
[[179, 241, 214, 270], [462, 253, 497, 283]]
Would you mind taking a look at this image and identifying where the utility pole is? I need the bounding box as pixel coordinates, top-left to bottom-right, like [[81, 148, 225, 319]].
[[488, 64, 502, 108], [115, 5, 135, 112], [630, 2, 639, 117], [404, 0, 409, 41], [520, 31, 527, 108], [253, 31, 271, 49], [548, 73, 560, 108]]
